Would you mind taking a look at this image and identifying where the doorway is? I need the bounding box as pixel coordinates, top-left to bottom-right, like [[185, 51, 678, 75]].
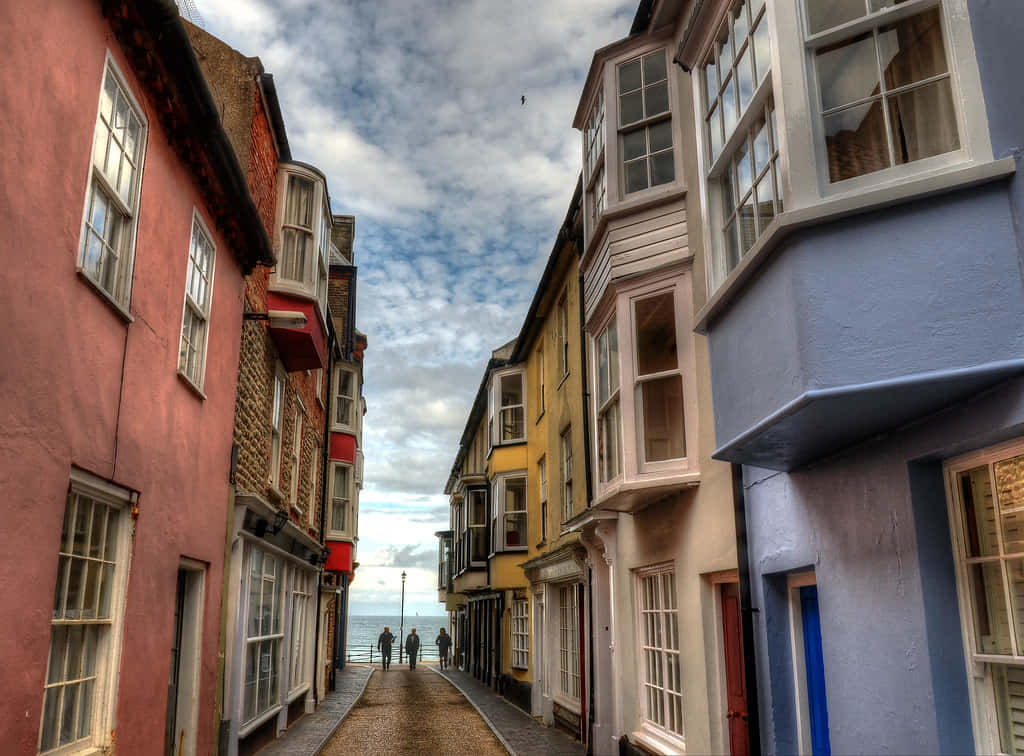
[[164, 561, 205, 756]]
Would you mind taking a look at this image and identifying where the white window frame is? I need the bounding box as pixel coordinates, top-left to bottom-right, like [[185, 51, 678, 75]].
[[490, 367, 526, 445], [332, 365, 357, 433], [558, 584, 581, 702], [561, 428, 574, 523], [77, 55, 148, 314], [39, 470, 133, 756], [512, 599, 529, 670], [177, 212, 216, 392], [595, 313, 623, 488], [946, 437, 1024, 756], [584, 88, 607, 235], [537, 345, 546, 419], [241, 546, 283, 729], [289, 413, 303, 507], [307, 444, 319, 528], [467, 488, 488, 566], [490, 472, 527, 554], [692, 0, 992, 296], [287, 569, 313, 699], [634, 563, 685, 751], [327, 461, 354, 540], [314, 369, 324, 407], [269, 365, 286, 492], [617, 49, 675, 196], [271, 164, 331, 322], [786, 570, 821, 756]]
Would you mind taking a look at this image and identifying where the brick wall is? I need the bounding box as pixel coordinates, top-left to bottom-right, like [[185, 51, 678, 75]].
[[328, 268, 352, 349], [248, 91, 278, 241]]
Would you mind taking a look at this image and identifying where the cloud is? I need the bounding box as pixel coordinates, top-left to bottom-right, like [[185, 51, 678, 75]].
[[194, 0, 636, 614], [366, 544, 437, 570]]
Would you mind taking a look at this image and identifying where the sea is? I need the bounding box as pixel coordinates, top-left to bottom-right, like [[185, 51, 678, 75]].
[[346, 614, 450, 663]]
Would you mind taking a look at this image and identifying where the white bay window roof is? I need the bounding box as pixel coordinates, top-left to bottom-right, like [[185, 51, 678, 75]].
[[272, 162, 331, 319]]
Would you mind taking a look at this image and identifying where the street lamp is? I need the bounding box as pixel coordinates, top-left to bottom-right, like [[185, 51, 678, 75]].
[[399, 570, 407, 663]]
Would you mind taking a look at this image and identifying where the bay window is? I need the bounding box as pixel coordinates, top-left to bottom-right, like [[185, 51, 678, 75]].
[[79, 61, 147, 310], [584, 89, 607, 231], [490, 368, 525, 445], [558, 296, 570, 379], [287, 569, 312, 698], [618, 50, 674, 194], [273, 165, 332, 317], [701, 0, 777, 284], [634, 292, 685, 465], [453, 499, 465, 574], [468, 489, 488, 564], [40, 473, 131, 754], [178, 215, 216, 390], [491, 474, 527, 552], [596, 316, 622, 485], [328, 463, 354, 538], [806, 2, 959, 183], [333, 366, 356, 431]]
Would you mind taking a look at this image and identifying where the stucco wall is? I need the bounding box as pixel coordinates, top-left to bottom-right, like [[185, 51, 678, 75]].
[[743, 377, 1024, 755], [0, 2, 247, 753]]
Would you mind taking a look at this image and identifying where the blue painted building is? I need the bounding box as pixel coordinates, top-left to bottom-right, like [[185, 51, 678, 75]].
[[669, 0, 1024, 752]]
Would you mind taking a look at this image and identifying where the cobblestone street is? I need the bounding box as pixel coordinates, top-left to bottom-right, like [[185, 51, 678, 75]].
[[320, 665, 507, 756]]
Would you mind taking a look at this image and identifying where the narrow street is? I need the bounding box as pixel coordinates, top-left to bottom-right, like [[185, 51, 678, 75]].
[[320, 665, 506, 756]]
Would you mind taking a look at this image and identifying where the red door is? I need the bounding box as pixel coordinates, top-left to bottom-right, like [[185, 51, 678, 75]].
[[721, 582, 749, 756]]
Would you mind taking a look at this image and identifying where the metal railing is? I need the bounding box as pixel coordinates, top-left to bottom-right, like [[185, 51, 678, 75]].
[[345, 644, 445, 664]]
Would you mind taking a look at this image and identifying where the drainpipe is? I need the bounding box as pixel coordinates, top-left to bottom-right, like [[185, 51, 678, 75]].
[[314, 331, 336, 693], [732, 463, 761, 755], [577, 262, 594, 508], [339, 572, 349, 670]]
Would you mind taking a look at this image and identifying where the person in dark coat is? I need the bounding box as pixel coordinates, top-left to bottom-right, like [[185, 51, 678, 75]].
[[377, 626, 395, 670], [435, 628, 452, 669], [405, 628, 420, 670]]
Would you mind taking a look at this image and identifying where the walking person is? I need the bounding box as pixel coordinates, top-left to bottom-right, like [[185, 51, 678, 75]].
[[435, 628, 452, 670], [405, 627, 420, 670], [377, 626, 395, 670]]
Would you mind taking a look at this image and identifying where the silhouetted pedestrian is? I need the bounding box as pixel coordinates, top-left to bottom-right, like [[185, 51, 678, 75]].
[[406, 628, 420, 670], [436, 628, 452, 669], [377, 626, 395, 670]]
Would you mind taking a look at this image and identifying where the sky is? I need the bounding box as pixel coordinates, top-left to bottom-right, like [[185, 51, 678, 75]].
[[194, 0, 637, 615]]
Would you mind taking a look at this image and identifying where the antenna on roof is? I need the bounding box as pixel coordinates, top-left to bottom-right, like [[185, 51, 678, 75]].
[[178, 0, 205, 27]]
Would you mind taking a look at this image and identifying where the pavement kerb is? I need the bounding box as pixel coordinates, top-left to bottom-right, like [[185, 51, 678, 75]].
[[312, 666, 375, 755], [426, 665, 514, 756]]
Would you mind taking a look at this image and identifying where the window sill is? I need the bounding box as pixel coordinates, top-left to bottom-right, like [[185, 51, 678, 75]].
[[631, 726, 686, 756], [177, 370, 207, 400], [77, 269, 133, 323], [694, 156, 1018, 334], [553, 693, 581, 715], [238, 703, 283, 738], [331, 423, 357, 436], [267, 485, 286, 504], [593, 471, 701, 512], [494, 440, 527, 448], [286, 682, 310, 704]]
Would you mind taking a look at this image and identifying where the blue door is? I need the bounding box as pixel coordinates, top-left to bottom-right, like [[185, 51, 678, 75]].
[[800, 585, 831, 756]]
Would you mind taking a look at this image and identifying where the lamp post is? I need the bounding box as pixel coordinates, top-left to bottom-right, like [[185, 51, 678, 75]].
[[399, 570, 407, 663]]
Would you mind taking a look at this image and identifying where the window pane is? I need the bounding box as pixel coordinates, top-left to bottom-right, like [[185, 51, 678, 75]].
[[623, 129, 647, 161], [635, 293, 676, 376], [619, 59, 642, 94], [285, 176, 314, 227], [76, 679, 93, 740], [753, 117, 772, 178], [997, 455, 1024, 555], [642, 376, 686, 462], [651, 151, 675, 186], [40, 688, 60, 752], [888, 79, 959, 165], [732, 2, 750, 45], [722, 76, 738, 137], [824, 101, 890, 182], [739, 194, 757, 252], [879, 8, 948, 91], [704, 58, 719, 105], [736, 46, 754, 113], [501, 373, 522, 406], [505, 513, 526, 548], [735, 139, 753, 200], [47, 626, 68, 684], [645, 81, 669, 118], [805, 0, 866, 34], [625, 159, 648, 194], [620, 91, 644, 125], [710, 106, 724, 160], [969, 561, 1012, 654], [752, 14, 771, 81], [643, 51, 667, 84], [816, 32, 879, 112], [598, 331, 609, 405], [717, 24, 733, 70], [60, 682, 79, 746], [724, 219, 741, 271], [649, 121, 672, 153], [755, 182, 776, 232]]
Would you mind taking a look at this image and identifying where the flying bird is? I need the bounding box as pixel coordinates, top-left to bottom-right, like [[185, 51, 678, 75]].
[[521, 94, 526, 106]]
